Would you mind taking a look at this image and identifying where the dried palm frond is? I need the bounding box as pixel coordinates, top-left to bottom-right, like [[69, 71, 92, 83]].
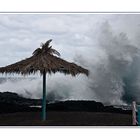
[[47, 46, 61, 56], [42, 39, 52, 48], [32, 39, 60, 57], [32, 48, 42, 56]]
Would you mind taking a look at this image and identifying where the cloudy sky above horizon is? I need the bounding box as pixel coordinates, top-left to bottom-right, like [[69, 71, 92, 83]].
[[0, 14, 138, 67], [1, 14, 140, 105]]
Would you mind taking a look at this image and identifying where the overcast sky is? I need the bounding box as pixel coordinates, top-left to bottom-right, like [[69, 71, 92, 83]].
[[0, 14, 139, 66], [0, 14, 123, 66], [1, 14, 140, 104]]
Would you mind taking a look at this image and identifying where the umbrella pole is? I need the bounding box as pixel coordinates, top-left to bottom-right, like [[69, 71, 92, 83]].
[[42, 71, 46, 121]]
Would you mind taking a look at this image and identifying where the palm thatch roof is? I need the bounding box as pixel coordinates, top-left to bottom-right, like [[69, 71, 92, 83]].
[[0, 39, 89, 76]]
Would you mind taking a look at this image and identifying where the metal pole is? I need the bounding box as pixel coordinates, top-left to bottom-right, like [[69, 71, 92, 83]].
[[42, 70, 46, 121], [138, 106, 140, 126], [132, 101, 137, 125]]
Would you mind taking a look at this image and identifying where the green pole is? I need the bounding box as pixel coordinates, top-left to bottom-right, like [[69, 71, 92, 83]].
[[42, 70, 46, 121]]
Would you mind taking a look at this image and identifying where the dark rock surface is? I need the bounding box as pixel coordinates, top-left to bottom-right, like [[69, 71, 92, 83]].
[[0, 92, 132, 114]]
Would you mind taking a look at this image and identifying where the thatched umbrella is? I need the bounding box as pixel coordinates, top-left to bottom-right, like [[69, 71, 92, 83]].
[[0, 39, 89, 120]]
